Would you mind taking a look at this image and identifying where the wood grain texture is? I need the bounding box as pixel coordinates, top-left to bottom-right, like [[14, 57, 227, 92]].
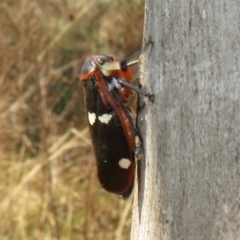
[[131, 0, 240, 239]]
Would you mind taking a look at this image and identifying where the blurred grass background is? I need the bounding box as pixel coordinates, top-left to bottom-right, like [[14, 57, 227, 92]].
[[0, 0, 144, 239]]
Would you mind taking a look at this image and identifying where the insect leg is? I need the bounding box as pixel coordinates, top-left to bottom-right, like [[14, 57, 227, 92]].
[[118, 78, 154, 102]]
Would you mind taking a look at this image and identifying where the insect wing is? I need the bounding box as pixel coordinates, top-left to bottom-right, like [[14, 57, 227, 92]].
[[83, 74, 134, 197]]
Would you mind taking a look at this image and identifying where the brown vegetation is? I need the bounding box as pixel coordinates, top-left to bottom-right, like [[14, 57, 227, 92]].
[[0, 0, 144, 239]]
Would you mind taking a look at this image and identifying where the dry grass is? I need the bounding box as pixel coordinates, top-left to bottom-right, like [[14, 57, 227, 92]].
[[0, 0, 144, 239]]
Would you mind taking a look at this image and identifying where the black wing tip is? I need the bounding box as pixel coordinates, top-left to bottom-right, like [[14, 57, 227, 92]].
[[117, 185, 134, 199]]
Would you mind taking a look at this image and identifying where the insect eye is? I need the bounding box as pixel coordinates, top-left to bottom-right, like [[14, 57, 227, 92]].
[[97, 56, 108, 66]]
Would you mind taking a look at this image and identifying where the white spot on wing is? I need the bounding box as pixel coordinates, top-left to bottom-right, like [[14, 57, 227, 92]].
[[118, 158, 131, 169], [88, 112, 96, 125], [98, 113, 113, 124]]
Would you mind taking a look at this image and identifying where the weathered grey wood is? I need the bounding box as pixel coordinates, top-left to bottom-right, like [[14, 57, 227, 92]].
[[131, 1, 240, 239]]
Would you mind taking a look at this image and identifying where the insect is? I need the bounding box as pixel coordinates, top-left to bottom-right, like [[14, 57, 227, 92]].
[[80, 52, 153, 198]]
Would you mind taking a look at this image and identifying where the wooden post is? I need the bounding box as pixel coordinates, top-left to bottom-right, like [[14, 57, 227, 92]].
[[131, 0, 240, 239]]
